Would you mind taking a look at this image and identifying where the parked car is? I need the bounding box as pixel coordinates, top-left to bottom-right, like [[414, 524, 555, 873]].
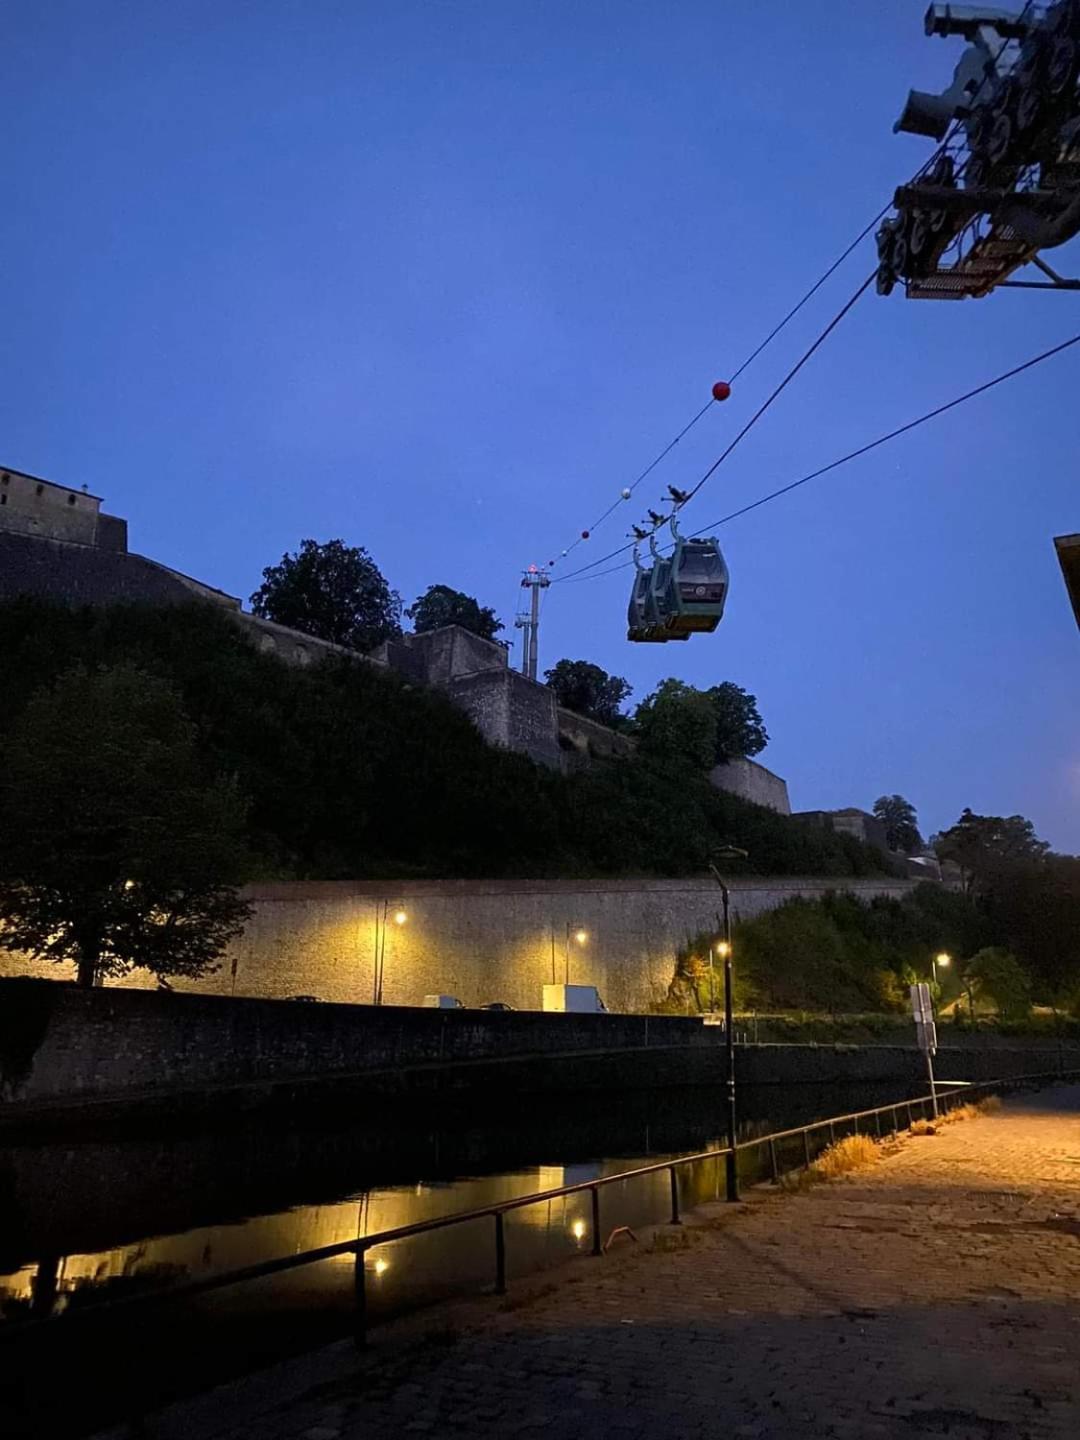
[[423, 994, 464, 1009], [480, 1001, 515, 1011]]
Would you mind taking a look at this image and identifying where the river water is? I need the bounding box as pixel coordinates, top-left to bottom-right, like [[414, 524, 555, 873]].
[[0, 1079, 921, 1436]]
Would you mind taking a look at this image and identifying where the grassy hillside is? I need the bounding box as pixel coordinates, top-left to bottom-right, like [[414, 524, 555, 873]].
[[0, 599, 892, 882]]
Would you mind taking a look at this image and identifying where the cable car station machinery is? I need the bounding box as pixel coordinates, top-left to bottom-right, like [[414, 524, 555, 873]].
[[878, 1, 1080, 300]]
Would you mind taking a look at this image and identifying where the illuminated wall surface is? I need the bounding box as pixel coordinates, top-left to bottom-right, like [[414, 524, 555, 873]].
[[0, 877, 916, 1012]]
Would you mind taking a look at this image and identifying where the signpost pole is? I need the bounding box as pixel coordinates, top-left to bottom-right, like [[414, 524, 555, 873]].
[[910, 982, 939, 1119]]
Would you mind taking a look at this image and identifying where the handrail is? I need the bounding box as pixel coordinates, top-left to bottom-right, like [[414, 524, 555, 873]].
[[4, 1066, 1076, 1345]]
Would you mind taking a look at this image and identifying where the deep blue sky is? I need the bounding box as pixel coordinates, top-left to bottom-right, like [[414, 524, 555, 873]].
[[4, 1, 1078, 850]]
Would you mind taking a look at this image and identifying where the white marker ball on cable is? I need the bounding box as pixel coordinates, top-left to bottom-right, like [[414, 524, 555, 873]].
[[621, 488, 631, 499]]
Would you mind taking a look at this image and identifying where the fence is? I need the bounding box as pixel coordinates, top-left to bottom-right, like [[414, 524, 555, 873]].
[[3, 1067, 1074, 1353]]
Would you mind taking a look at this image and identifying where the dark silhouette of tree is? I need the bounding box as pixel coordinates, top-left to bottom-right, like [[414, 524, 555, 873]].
[[0, 665, 252, 989], [407, 585, 503, 642], [706, 682, 768, 764], [963, 947, 1032, 1022], [873, 794, 923, 854], [544, 660, 632, 728], [250, 538, 401, 652], [634, 679, 768, 770], [935, 808, 1050, 895], [0, 600, 892, 887], [635, 679, 716, 771]]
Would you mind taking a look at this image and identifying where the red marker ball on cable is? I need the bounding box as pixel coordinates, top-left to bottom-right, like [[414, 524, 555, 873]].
[[581, 530, 590, 539], [712, 380, 732, 402]]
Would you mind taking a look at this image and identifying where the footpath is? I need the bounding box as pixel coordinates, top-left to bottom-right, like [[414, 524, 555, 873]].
[[168, 1086, 1080, 1440]]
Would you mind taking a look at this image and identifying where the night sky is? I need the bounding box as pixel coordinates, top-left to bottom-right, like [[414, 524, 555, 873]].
[[4, 1, 1078, 850]]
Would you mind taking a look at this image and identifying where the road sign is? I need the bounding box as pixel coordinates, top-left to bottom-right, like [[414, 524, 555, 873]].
[[910, 982, 938, 1056]]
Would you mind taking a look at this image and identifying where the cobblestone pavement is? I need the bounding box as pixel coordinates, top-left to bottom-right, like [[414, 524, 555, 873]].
[[220, 1088, 1080, 1440]]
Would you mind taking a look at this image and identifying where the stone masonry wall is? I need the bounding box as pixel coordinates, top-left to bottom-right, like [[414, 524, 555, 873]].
[[0, 876, 918, 1013], [708, 758, 791, 815], [0, 981, 709, 1108]]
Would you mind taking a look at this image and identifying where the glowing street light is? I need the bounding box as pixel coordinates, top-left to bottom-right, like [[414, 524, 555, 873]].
[[571, 1218, 587, 1241], [371, 902, 409, 1005], [561, 924, 589, 984], [933, 951, 951, 987]]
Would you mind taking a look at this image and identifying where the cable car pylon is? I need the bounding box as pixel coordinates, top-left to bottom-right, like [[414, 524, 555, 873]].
[[514, 564, 550, 681]]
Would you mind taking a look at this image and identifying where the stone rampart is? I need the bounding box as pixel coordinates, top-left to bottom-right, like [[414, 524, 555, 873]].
[[0, 876, 919, 1013]]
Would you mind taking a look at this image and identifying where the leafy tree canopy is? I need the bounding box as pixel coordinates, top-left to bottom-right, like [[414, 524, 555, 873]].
[[634, 679, 768, 770], [964, 947, 1032, 1022], [250, 538, 401, 652], [935, 808, 1050, 894], [873, 794, 923, 855], [544, 659, 632, 728], [406, 585, 503, 642], [0, 600, 891, 892], [708, 682, 768, 764], [671, 885, 995, 1015], [634, 679, 717, 772], [0, 664, 252, 988]]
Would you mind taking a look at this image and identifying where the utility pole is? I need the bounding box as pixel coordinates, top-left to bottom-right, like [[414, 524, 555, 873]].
[[514, 565, 550, 681]]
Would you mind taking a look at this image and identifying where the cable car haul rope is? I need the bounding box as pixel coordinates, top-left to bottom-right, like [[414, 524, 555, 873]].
[[518, 0, 1079, 652]]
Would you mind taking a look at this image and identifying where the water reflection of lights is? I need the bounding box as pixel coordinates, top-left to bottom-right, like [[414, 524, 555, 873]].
[[570, 1219, 587, 1242]]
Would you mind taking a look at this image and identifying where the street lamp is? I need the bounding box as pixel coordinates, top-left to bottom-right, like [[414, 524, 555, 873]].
[[709, 846, 748, 1204], [932, 950, 951, 992], [372, 902, 407, 1005], [564, 925, 587, 983]]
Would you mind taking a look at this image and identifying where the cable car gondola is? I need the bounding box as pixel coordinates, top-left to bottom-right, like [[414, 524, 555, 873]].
[[627, 520, 727, 642], [627, 557, 667, 642], [662, 522, 729, 637]]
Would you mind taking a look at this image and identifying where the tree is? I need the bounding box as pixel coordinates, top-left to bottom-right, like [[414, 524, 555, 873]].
[[544, 660, 632, 728], [634, 679, 717, 771], [0, 665, 252, 988], [935, 808, 1050, 895], [250, 538, 401, 652], [872, 795, 923, 854], [706, 682, 768, 764], [963, 947, 1032, 1022], [406, 585, 503, 642], [982, 854, 1080, 1011], [0, 600, 893, 888]]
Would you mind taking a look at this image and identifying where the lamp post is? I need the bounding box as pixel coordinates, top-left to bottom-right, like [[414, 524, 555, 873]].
[[564, 925, 587, 984], [710, 847, 747, 1204], [371, 902, 407, 1005], [932, 950, 951, 1003]]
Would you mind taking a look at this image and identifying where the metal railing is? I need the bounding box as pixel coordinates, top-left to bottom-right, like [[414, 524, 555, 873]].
[[3, 1067, 1076, 1348]]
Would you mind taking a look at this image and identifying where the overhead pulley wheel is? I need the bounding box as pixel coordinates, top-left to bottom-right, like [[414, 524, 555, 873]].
[[986, 109, 1014, 166], [1047, 35, 1078, 97], [890, 227, 909, 277], [963, 155, 988, 191], [908, 209, 932, 260], [1015, 69, 1043, 133]]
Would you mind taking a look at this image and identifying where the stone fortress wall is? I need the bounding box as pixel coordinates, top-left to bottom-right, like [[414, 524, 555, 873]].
[[0, 463, 791, 796], [0, 876, 918, 1014]]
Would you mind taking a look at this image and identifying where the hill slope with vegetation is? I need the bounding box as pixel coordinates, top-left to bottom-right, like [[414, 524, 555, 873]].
[[0, 599, 890, 883]]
